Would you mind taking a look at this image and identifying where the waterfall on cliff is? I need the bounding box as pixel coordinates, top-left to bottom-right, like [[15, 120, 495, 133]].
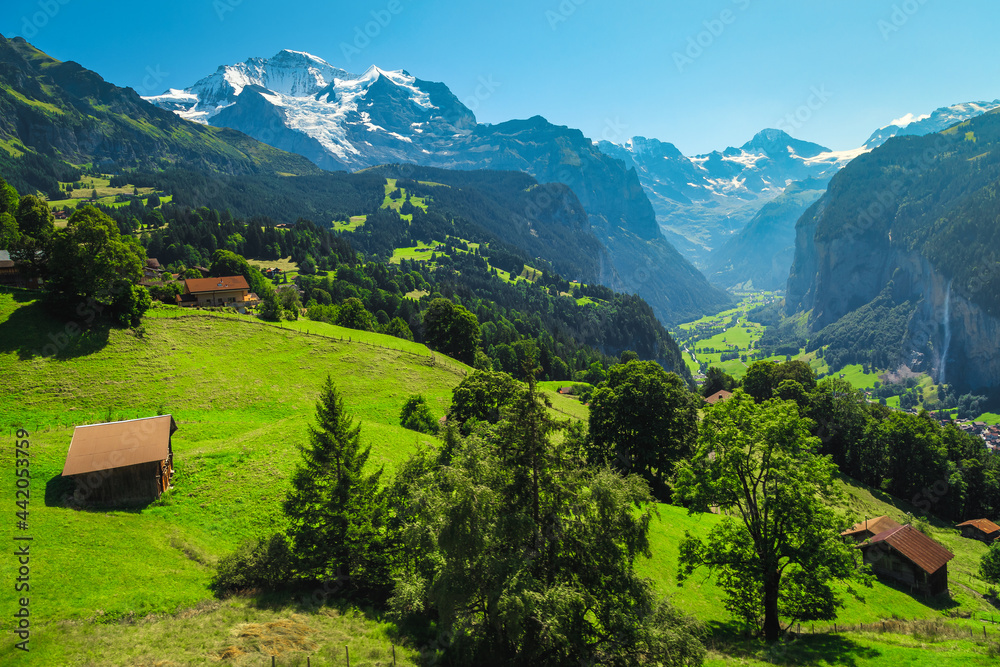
[[940, 278, 953, 383]]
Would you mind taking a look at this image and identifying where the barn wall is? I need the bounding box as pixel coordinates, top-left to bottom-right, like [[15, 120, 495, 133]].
[[71, 461, 166, 506]]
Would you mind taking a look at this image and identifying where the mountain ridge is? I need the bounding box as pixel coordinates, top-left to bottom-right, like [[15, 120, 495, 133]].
[[144, 48, 733, 324]]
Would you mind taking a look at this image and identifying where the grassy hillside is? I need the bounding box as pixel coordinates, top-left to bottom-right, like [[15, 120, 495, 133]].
[[0, 290, 467, 664], [3, 289, 1000, 665]]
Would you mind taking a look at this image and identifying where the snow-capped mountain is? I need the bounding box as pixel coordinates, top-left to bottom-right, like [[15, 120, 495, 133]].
[[597, 101, 999, 274], [145, 49, 733, 323], [597, 129, 858, 266], [145, 50, 475, 171], [863, 100, 1000, 149]]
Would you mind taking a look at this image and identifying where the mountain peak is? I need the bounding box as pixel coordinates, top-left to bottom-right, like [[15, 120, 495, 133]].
[[864, 100, 1000, 149], [741, 128, 830, 158]]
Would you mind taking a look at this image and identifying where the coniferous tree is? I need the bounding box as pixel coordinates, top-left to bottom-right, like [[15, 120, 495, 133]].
[[284, 377, 388, 592]]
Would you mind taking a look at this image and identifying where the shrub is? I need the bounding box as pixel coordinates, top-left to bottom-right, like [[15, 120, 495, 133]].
[[400, 394, 439, 435], [213, 533, 292, 593]]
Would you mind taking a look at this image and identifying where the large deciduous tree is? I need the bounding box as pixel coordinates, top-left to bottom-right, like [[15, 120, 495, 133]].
[[8, 194, 55, 278], [284, 377, 388, 593], [423, 297, 481, 365], [674, 390, 856, 641], [47, 205, 150, 326], [587, 360, 698, 500], [447, 369, 523, 433], [391, 379, 706, 666]]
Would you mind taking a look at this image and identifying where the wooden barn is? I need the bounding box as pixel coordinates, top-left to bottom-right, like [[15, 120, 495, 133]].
[[956, 519, 1000, 543], [61, 415, 177, 505], [704, 390, 733, 405], [840, 515, 902, 543], [859, 524, 953, 596]]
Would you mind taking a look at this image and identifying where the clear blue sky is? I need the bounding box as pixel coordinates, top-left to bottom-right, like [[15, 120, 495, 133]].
[[4, 0, 999, 154]]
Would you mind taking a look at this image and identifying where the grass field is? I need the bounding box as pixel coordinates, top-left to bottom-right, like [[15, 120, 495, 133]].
[[45, 174, 170, 212], [675, 291, 779, 379], [0, 290, 467, 664], [4, 289, 1000, 665]]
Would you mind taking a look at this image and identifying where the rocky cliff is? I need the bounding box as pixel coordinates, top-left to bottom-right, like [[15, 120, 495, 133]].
[[787, 112, 1000, 390]]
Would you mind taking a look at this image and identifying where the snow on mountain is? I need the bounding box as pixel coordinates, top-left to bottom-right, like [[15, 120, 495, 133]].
[[863, 100, 1000, 149], [597, 99, 1000, 272], [144, 50, 471, 165]]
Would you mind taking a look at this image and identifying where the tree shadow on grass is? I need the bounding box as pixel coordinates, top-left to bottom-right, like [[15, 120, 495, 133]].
[[239, 587, 422, 651], [0, 296, 111, 360], [851, 572, 962, 612], [705, 620, 882, 666]]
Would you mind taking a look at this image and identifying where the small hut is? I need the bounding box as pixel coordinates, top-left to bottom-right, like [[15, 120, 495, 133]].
[[61, 415, 177, 505], [840, 515, 901, 543], [859, 524, 953, 596], [704, 390, 733, 405], [956, 519, 1000, 543]]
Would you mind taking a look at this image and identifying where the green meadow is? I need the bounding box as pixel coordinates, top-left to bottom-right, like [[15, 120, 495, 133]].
[[2, 289, 1000, 665]]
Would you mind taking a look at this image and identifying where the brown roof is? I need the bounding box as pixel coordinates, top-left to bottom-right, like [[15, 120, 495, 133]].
[[704, 390, 733, 405], [62, 416, 177, 476], [841, 515, 901, 537], [184, 275, 249, 294], [957, 519, 1000, 534], [866, 524, 954, 574]]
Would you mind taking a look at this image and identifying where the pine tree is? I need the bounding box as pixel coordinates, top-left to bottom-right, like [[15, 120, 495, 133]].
[[284, 377, 387, 591]]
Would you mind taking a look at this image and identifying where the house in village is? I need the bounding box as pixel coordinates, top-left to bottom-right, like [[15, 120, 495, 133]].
[[956, 519, 1000, 543], [840, 515, 902, 543], [704, 389, 733, 405], [142, 258, 165, 284], [859, 524, 954, 596], [61, 415, 177, 505], [176, 275, 253, 310], [0, 250, 41, 289]]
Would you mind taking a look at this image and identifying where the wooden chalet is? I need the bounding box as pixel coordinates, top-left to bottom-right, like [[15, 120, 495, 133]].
[[176, 275, 250, 308], [956, 519, 1000, 543], [704, 389, 733, 405], [0, 250, 40, 289], [61, 415, 177, 505], [859, 524, 953, 596], [840, 515, 902, 543]]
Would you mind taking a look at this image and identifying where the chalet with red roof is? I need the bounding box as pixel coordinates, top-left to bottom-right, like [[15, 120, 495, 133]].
[[859, 524, 953, 596], [704, 389, 733, 405], [956, 519, 1000, 543], [176, 275, 251, 309], [840, 515, 902, 543]]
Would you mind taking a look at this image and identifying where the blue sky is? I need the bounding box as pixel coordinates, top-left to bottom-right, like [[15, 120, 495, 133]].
[[4, 0, 999, 154]]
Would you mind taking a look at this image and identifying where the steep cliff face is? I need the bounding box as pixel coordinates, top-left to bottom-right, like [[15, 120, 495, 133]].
[[787, 111, 1000, 390]]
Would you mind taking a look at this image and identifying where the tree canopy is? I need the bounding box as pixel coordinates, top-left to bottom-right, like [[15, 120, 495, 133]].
[[587, 360, 699, 500], [46, 206, 150, 326], [674, 390, 856, 641], [423, 297, 481, 365], [390, 380, 706, 666]]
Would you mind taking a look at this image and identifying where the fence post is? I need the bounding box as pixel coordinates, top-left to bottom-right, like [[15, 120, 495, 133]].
[[346, 645, 350, 667], [392, 644, 397, 665]]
